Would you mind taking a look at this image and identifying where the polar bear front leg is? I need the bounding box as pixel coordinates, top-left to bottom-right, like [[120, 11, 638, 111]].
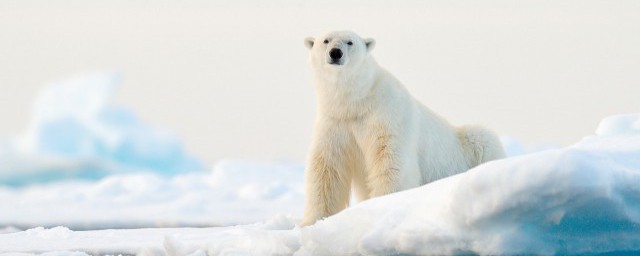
[[301, 125, 352, 226], [367, 131, 401, 198]]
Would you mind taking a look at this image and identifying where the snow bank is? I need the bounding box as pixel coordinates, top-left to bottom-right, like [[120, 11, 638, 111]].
[[0, 160, 304, 229], [297, 114, 640, 255], [0, 73, 203, 186]]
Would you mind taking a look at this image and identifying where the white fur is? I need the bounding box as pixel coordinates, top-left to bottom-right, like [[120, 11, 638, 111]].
[[301, 31, 505, 226]]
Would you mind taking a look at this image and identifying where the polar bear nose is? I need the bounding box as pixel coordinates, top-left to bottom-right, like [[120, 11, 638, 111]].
[[329, 48, 343, 60]]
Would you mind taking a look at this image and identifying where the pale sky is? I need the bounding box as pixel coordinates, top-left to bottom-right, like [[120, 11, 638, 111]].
[[1, 0, 639, 166]]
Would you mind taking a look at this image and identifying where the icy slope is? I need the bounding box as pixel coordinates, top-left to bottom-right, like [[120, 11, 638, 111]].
[[0, 73, 203, 186], [299, 114, 640, 255]]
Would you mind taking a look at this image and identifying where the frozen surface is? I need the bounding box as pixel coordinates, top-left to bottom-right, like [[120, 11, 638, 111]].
[[0, 216, 300, 256], [0, 73, 203, 186], [300, 141, 640, 255], [596, 113, 640, 136], [0, 160, 305, 229], [1, 114, 640, 255]]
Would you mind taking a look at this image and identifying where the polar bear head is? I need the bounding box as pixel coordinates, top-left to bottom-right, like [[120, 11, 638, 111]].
[[304, 31, 375, 73]]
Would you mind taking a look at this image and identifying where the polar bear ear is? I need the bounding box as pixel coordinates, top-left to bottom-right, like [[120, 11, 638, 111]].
[[304, 37, 315, 50], [364, 38, 376, 52]]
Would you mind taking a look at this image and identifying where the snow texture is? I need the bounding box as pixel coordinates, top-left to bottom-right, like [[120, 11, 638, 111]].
[[0, 160, 305, 229], [2, 114, 640, 255], [596, 113, 640, 136], [0, 73, 203, 186], [0, 216, 300, 256]]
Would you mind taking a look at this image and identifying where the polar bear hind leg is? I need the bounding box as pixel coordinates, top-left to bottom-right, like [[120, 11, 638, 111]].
[[457, 125, 506, 167]]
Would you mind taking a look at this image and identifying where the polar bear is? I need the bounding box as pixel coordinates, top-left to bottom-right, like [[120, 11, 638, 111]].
[[301, 31, 505, 226]]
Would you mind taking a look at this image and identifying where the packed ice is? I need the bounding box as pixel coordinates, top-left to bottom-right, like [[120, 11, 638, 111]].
[[0, 73, 203, 186]]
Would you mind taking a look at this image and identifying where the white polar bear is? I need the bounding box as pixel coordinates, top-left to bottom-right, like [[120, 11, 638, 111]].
[[301, 31, 505, 226]]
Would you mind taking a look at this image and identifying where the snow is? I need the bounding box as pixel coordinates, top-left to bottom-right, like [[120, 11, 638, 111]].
[[0, 73, 203, 186], [301, 140, 640, 255], [0, 216, 300, 256], [0, 73, 306, 230], [0, 160, 305, 229], [596, 113, 640, 136], [2, 114, 640, 255]]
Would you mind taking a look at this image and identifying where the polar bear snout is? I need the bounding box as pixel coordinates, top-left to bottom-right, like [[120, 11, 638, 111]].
[[329, 48, 343, 60], [329, 48, 344, 65]]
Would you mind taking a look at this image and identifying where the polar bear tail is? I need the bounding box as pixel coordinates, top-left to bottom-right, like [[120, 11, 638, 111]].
[[457, 125, 506, 167]]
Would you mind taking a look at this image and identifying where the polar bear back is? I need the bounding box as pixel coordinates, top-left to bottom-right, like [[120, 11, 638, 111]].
[[413, 104, 475, 184]]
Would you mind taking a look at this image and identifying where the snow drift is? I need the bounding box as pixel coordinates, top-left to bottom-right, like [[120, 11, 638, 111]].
[[1, 114, 639, 255], [0, 73, 203, 186], [298, 113, 640, 255]]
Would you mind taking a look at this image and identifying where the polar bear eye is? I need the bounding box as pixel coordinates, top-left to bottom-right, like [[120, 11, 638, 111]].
[[347, 41, 353, 46], [323, 39, 329, 44]]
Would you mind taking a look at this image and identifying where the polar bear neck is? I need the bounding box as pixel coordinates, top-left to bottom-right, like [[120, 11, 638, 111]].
[[314, 57, 381, 121]]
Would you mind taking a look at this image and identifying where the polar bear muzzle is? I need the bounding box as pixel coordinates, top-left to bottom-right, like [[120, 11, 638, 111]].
[[329, 48, 344, 65]]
